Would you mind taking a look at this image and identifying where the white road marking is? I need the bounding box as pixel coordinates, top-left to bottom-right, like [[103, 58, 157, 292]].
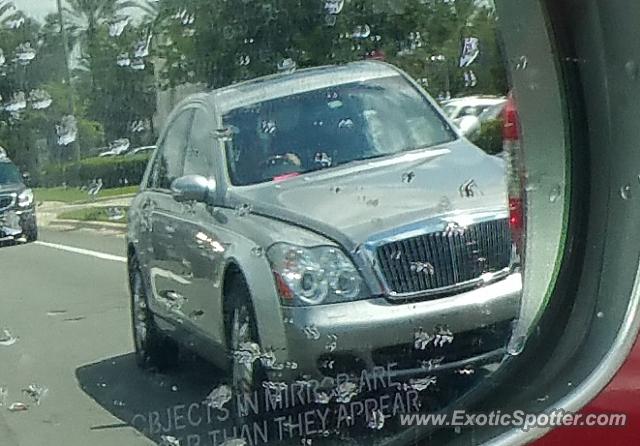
[[34, 241, 127, 263]]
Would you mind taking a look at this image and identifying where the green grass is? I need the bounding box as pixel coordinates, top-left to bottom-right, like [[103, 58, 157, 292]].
[[58, 206, 129, 224], [34, 185, 139, 203]]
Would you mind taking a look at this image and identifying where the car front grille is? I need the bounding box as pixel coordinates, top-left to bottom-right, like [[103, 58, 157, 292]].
[[0, 194, 15, 211], [376, 219, 512, 296]]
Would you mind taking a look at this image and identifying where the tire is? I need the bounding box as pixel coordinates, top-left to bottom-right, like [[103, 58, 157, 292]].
[[227, 275, 267, 424], [129, 256, 179, 371], [24, 226, 38, 243]]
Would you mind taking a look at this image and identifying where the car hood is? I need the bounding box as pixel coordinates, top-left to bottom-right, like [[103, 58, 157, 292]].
[[0, 182, 25, 194], [227, 139, 508, 251]]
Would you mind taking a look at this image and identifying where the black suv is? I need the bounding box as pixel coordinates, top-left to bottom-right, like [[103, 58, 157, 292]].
[[0, 155, 37, 243]]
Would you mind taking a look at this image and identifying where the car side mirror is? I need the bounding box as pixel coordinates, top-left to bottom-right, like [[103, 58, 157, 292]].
[[456, 115, 482, 139], [170, 175, 216, 203]]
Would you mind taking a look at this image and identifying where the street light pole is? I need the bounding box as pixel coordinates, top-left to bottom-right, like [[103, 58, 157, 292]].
[[56, 0, 80, 163]]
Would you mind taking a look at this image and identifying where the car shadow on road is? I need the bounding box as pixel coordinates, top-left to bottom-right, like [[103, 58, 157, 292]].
[[76, 352, 488, 446], [76, 352, 235, 445]]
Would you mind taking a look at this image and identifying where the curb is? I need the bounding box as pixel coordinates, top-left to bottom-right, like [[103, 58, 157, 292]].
[[47, 219, 127, 233]]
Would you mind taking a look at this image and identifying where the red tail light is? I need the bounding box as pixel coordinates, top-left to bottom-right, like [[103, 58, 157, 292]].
[[503, 93, 525, 255]]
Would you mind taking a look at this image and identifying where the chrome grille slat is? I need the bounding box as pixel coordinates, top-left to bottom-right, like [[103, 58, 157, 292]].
[[376, 219, 511, 296], [0, 194, 15, 211]]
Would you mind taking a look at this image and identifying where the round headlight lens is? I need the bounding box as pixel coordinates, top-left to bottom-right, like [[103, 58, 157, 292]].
[[18, 189, 34, 208], [268, 244, 363, 305]]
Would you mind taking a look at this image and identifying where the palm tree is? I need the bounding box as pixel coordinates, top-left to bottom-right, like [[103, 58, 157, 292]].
[[0, 0, 23, 28]]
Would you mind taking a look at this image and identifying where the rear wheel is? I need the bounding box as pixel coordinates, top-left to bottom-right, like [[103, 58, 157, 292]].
[[129, 256, 179, 370]]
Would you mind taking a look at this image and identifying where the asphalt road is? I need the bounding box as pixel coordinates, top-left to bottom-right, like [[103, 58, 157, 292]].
[[0, 226, 488, 446], [0, 227, 233, 446]]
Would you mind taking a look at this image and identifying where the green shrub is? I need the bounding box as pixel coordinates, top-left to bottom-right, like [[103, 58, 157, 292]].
[[38, 154, 151, 188], [472, 118, 504, 155]]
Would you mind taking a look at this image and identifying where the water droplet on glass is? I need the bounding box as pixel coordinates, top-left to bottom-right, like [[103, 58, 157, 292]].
[[15, 42, 36, 63], [402, 171, 416, 184], [0, 49, 5, 67], [303, 325, 321, 340], [4, 92, 26, 112], [235, 203, 252, 217], [7, 402, 28, 412], [116, 53, 131, 67], [367, 409, 385, 430], [251, 247, 264, 257], [335, 381, 358, 403], [133, 36, 151, 58], [21, 384, 48, 406], [325, 334, 338, 352], [414, 328, 433, 350], [0, 328, 18, 346], [29, 89, 52, 110], [410, 376, 437, 391], [549, 185, 562, 203], [410, 262, 435, 275], [204, 384, 232, 409], [433, 326, 454, 347], [337, 118, 354, 129], [160, 435, 181, 446], [277, 58, 297, 73], [314, 152, 332, 168], [109, 16, 129, 37], [314, 390, 332, 404], [515, 55, 528, 71], [620, 185, 632, 200], [352, 24, 371, 39], [596, 311, 604, 319], [131, 59, 145, 71], [56, 115, 78, 146]]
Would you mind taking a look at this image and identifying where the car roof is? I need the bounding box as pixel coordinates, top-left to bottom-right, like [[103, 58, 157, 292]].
[[206, 61, 401, 113]]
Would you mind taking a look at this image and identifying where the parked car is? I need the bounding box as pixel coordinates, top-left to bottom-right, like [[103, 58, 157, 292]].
[[0, 151, 37, 243], [126, 145, 156, 157], [442, 95, 508, 123], [127, 61, 522, 396]]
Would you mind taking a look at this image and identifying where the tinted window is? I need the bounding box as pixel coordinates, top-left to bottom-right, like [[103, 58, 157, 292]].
[[154, 110, 193, 189], [0, 162, 21, 184], [184, 109, 214, 177], [224, 75, 456, 186]]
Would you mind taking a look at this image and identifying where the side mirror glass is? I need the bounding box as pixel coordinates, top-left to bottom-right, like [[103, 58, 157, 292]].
[[170, 175, 216, 203], [456, 114, 482, 139]]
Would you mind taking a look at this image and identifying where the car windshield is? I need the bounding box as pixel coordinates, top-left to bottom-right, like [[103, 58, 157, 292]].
[[0, 162, 21, 184], [223, 75, 457, 186]]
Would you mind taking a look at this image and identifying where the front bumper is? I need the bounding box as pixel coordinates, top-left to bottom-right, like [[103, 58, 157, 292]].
[[0, 207, 36, 240], [276, 272, 522, 381]]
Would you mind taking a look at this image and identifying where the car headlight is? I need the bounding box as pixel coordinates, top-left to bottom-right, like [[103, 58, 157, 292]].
[[267, 243, 365, 306], [17, 189, 34, 208]]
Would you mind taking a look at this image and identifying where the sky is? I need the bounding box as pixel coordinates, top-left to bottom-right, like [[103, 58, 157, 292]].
[[14, 0, 58, 22]]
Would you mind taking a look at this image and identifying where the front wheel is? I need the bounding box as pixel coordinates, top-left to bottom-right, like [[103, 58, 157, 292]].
[[129, 257, 179, 370], [227, 276, 267, 423]]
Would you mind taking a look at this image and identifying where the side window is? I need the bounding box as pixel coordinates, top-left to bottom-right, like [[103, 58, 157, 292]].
[[184, 109, 214, 177], [154, 110, 194, 189]]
